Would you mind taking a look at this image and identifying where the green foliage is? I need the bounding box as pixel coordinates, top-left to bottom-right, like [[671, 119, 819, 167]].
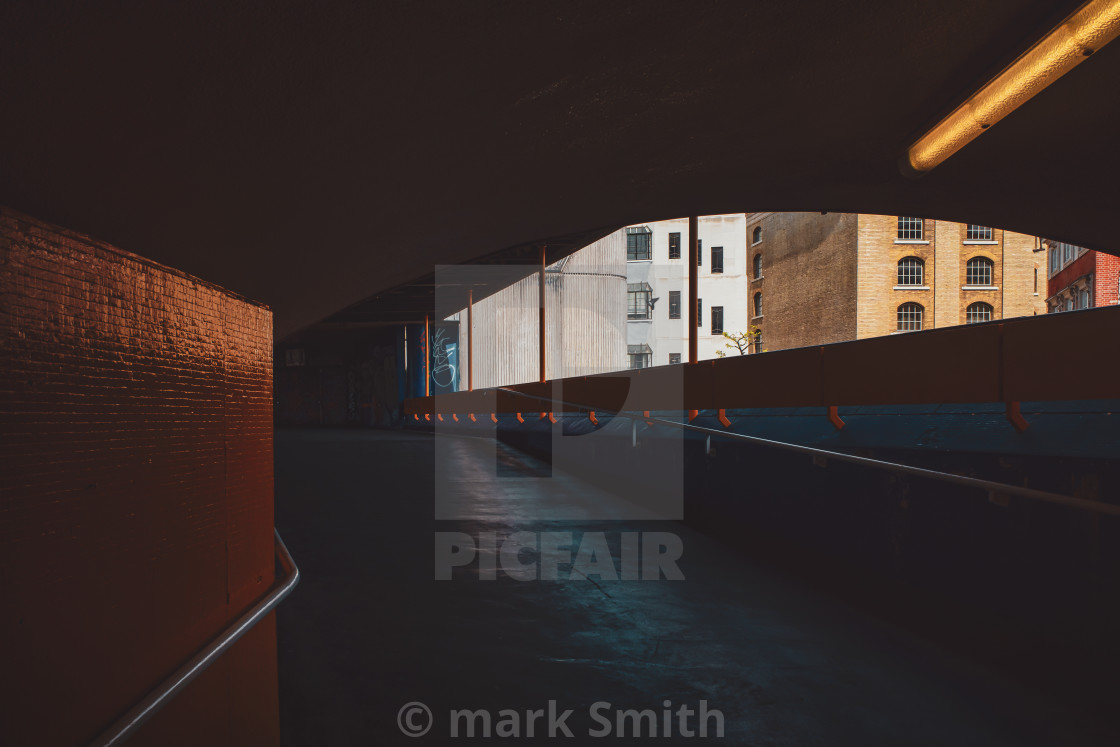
[[715, 326, 762, 357]]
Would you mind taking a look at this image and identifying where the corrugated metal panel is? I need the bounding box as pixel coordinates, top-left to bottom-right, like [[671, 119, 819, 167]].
[[449, 230, 627, 389]]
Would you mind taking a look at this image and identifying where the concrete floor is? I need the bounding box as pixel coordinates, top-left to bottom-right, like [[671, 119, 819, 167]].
[[275, 429, 1109, 745]]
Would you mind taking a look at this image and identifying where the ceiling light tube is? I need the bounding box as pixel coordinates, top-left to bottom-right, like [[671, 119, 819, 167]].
[[904, 0, 1120, 175]]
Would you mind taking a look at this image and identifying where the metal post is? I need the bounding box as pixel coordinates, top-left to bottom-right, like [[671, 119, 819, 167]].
[[688, 215, 698, 364], [467, 290, 473, 392], [539, 245, 547, 383]]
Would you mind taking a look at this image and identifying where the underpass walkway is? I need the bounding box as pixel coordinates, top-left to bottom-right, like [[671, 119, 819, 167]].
[[275, 428, 1107, 745]]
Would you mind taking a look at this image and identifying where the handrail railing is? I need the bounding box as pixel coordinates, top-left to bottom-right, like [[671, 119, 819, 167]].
[[494, 387, 1120, 519], [88, 529, 300, 747]]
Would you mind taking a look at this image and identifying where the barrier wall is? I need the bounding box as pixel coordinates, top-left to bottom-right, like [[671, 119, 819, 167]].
[[0, 208, 278, 746]]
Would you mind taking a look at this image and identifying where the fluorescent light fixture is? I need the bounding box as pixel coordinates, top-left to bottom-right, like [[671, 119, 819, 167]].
[[905, 0, 1120, 174]]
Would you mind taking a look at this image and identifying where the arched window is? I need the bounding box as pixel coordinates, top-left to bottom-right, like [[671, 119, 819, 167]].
[[752, 253, 762, 279], [752, 226, 762, 245], [966, 256, 993, 286], [966, 302, 993, 324], [753, 292, 762, 317], [897, 257, 924, 286], [897, 302, 923, 331]]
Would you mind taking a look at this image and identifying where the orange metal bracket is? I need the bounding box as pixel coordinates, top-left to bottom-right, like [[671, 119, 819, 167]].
[[437, 413, 444, 422], [827, 406, 845, 430], [414, 414, 419, 421], [424, 413, 431, 422], [643, 410, 653, 426], [469, 413, 477, 422], [452, 413, 459, 422], [539, 411, 548, 420], [491, 413, 498, 423], [548, 411, 557, 424], [516, 412, 525, 423], [589, 411, 599, 426], [717, 409, 731, 427], [688, 409, 699, 422], [1005, 401, 1029, 432]]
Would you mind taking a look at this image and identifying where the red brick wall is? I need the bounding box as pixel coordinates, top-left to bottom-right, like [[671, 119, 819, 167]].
[[1094, 251, 1120, 306], [0, 207, 278, 746]]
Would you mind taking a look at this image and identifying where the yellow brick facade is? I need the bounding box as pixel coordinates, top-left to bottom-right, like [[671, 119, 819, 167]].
[[749, 212, 1047, 352]]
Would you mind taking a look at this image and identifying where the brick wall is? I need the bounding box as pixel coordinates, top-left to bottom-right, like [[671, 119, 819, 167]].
[[0, 207, 279, 746], [857, 214, 938, 337], [1001, 230, 1046, 319], [1093, 251, 1120, 306], [747, 212, 857, 352]]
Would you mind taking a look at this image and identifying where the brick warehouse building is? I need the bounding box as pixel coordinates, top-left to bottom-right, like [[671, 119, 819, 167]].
[[1046, 240, 1120, 311], [744, 212, 1047, 352]]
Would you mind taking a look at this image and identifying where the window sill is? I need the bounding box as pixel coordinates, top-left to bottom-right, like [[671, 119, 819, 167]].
[[962, 285, 999, 291], [963, 240, 998, 245], [627, 318, 653, 323], [751, 315, 764, 321], [894, 285, 930, 290], [626, 258, 653, 263], [752, 275, 764, 281], [894, 239, 929, 245], [750, 240, 762, 247]]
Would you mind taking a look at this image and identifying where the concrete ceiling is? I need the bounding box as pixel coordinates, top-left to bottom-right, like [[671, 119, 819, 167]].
[[1, 0, 1115, 338]]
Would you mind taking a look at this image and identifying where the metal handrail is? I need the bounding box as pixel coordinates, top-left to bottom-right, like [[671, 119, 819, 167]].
[[494, 388, 1120, 518], [88, 529, 300, 747]]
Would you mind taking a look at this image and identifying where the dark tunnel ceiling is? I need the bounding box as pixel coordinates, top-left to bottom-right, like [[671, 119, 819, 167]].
[[1, 0, 1116, 338]]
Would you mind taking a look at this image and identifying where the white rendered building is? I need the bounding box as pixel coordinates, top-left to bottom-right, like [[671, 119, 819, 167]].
[[625, 214, 750, 367]]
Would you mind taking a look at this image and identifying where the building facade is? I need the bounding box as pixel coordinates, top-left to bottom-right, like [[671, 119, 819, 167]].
[[448, 230, 628, 388], [1045, 240, 1120, 312], [625, 214, 749, 367], [745, 212, 1047, 353]]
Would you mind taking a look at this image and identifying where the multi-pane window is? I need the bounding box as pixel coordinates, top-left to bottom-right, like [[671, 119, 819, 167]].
[[1063, 242, 1074, 263], [668, 290, 681, 319], [711, 246, 724, 273], [752, 226, 762, 245], [966, 225, 993, 240], [1049, 246, 1060, 274], [627, 344, 651, 369], [626, 226, 652, 261], [897, 257, 924, 285], [753, 292, 762, 317], [966, 302, 993, 324], [965, 256, 994, 286], [1080, 288, 1091, 309], [897, 302, 923, 331], [627, 282, 652, 319], [711, 306, 724, 335], [897, 217, 923, 240], [697, 239, 703, 266], [668, 353, 681, 364], [697, 298, 703, 326], [753, 253, 762, 279], [668, 232, 681, 260]]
